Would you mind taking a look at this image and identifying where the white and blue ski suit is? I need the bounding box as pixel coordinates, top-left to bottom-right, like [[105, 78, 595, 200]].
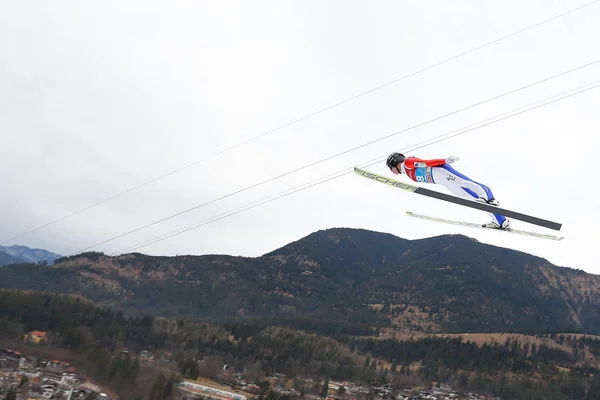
[[399, 156, 508, 227]]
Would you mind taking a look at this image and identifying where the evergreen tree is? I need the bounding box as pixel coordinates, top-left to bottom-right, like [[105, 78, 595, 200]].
[[321, 377, 329, 397], [150, 373, 167, 400]]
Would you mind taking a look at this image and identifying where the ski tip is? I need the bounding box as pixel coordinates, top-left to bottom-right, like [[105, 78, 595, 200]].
[[353, 166, 368, 175]]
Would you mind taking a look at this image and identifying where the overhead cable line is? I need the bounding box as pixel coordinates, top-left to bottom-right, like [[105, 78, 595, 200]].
[[114, 78, 600, 255], [15, 76, 600, 292], [51, 59, 600, 256], [3, 0, 598, 245]]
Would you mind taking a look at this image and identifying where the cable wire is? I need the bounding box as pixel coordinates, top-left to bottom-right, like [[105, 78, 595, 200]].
[[115, 79, 600, 255], [16, 77, 600, 291], [3, 0, 598, 245], [52, 58, 600, 256]]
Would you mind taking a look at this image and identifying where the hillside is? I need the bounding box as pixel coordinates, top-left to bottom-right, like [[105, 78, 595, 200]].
[[1, 228, 599, 335], [0, 244, 61, 265], [0, 251, 21, 266], [3, 290, 600, 400]]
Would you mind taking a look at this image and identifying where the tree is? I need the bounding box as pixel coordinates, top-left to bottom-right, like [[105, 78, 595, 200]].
[[246, 361, 264, 382], [321, 378, 329, 397], [181, 358, 199, 380], [84, 392, 96, 400], [459, 372, 469, 389], [164, 374, 181, 399], [266, 390, 277, 400], [150, 373, 167, 400], [257, 380, 271, 394], [18, 376, 28, 388], [17, 376, 29, 399], [4, 386, 17, 400]]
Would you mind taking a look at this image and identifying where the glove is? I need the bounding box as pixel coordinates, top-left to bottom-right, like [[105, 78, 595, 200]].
[[446, 156, 460, 164]]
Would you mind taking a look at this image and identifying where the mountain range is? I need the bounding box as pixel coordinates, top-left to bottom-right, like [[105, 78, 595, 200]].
[[0, 244, 62, 266], [1, 228, 599, 335]]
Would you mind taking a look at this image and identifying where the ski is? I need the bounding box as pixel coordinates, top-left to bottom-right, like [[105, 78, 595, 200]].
[[406, 211, 564, 241], [353, 167, 562, 231]]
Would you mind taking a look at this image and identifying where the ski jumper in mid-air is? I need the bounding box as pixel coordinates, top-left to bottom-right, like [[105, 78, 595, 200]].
[[386, 152, 510, 229]]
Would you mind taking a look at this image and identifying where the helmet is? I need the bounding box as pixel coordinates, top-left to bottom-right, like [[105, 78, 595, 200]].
[[386, 152, 405, 170]]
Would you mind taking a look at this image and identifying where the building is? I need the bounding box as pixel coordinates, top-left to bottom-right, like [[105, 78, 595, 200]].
[[1, 349, 22, 360], [178, 381, 247, 400], [46, 360, 69, 368], [19, 355, 38, 370], [0, 349, 21, 370], [24, 331, 48, 344]]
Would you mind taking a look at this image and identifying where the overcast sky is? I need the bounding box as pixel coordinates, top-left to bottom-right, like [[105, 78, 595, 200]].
[[1, 0, 599, 275]]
